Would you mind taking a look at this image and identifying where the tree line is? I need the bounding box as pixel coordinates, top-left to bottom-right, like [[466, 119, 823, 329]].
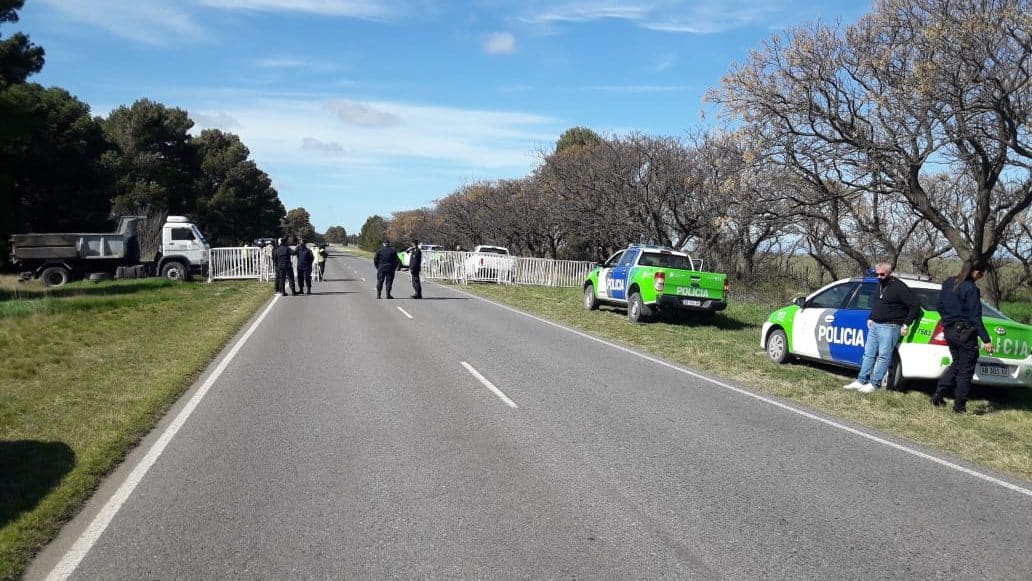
[[0, 0, 354, 264], [363, 0, 1031, 301]]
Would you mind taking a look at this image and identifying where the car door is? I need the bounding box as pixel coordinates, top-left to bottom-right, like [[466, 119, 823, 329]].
[[606, 248, 639, 302], [830, 281, 877, 365], [793, 281, 860, 360], [595, 251, 623, 300]]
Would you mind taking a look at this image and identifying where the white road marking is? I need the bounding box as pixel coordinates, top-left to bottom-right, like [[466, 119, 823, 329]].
[[361, 277, 366, 282], [461, 361, 518, 409], [447, 287, 1032, 499], [45, 296, 281, 580], [397, 307, 413, 319]]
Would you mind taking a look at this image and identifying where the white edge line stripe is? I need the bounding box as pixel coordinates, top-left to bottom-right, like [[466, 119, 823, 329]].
[[447, 287, 1032, 499], [461, 361, 518, 409], [397, 307, 413, 319], [46, 295, 282, 581]]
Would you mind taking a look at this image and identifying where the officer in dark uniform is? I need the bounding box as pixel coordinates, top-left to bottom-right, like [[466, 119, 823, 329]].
[[373, 240, 399, 299], [408, 239, 423, 299], [931, 259, 994, 413], [272, 238, 297, 296], [296, 241, 315, 294]]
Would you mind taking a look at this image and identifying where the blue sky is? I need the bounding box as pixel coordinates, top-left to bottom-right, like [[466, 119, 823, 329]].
[[18, 0, 867, 234]]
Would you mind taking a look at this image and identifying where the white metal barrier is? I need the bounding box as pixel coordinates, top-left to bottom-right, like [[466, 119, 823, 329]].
[[208, 247, 594, 288]]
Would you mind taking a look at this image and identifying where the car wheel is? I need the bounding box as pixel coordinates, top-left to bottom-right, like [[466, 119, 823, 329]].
[[40, 266, 71, 288], [160, 261, 189, 282], [884, 352, 905, 390], [627, 292, 651, 323], [766, 328, 790, 364], [583, 284, 599, 310]]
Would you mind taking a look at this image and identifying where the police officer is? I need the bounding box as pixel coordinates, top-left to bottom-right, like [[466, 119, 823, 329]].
[[408, 239, 423, 299], [373, 239, 400, 299], [315, 244, 327, 279], [931, 259, 994, 413], [272, 238, 297, 296], [296, 241, 315, 294]]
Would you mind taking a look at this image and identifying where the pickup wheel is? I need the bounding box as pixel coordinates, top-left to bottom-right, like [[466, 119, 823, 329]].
[[627, 292, 651, 323], [766, 328, 790, 364], [160, 261, 189, 282], [583, 284, 599, 310], [40, 266, 71, 288]]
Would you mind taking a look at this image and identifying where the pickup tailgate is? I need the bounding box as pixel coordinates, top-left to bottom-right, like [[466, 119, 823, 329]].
[[663, 269, 726, 301]]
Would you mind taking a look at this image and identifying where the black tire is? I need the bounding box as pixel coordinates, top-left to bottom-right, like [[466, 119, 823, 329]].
[[884, 352, 905, 390], [627, 291, 651, 323], [40, 266, 71, 288], [766, 328, 790, 364], [160, 261, 189, 282], [115, 266, 128, 279], [583, 284, 599, 310], [133, 264, 149, 278], [88, 272, 113, 283]]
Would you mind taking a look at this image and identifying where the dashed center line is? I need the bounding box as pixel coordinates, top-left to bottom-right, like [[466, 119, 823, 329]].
[[397, 306, 413, 319], [461, 362, 518, 408]]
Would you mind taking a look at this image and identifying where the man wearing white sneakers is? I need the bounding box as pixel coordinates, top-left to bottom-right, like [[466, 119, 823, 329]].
[[845, 263, 922, 394]]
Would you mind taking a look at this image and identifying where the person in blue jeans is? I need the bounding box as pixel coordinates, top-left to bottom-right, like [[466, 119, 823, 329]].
[[845, 263, 922, 393]]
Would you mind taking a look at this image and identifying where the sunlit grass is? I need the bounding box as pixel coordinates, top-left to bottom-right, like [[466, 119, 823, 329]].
[[0, 278, 272, 580]]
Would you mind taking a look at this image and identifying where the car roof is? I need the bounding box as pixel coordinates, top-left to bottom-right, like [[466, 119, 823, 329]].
[[843, 275, 941, 290]]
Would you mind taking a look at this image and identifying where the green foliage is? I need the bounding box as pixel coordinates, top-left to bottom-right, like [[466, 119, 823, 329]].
[[555, 126, 602, 153], [281, 207, 316, 242], [324, 225, 348, 244], [357, 214, 387, 251], [0, 1, 44, 86], [192, 129, 284, 245], [102, 99, 197, 215]]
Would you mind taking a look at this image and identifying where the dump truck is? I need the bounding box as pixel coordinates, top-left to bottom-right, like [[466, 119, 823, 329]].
[[10, 215, 210, 287]]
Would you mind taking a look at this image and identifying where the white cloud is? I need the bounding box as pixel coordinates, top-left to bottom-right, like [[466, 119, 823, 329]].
[[191, 111, 241, 129], [301, 137, 345, 153], [194, 0, 399, 19], [323, 101, 400, 128], [483, 32, 516, 54], [37, 0, 207, 45], [652, 54, 676, 72], [521, 0, 782, 34]]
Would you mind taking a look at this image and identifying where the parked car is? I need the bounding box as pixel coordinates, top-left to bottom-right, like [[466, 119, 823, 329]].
[[463, 245, 515, 282], [760, 274, 1032, 389], [583, 244, 728, 323]]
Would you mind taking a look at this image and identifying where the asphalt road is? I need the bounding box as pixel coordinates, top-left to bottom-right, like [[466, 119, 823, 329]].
[[29, 251, 1032, 580]]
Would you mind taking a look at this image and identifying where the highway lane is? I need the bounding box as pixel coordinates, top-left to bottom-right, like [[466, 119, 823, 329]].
[[29, 251, 1032, 580]]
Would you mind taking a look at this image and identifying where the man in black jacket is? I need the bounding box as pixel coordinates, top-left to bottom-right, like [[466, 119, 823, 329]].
[[845, 263, 923, 393], [272, 238, 297, 296], [373, 240, 399, 299], [296, 241, 315, 295], [931, 260, 994, 413], [408, 239, 423, 299]]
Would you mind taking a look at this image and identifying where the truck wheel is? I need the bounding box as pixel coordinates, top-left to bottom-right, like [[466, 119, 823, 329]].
[[583, 284, 599, 310], [161, 261, 189, 282], [766, 328, 790, 364], [40, 266, 71, 288], [627, 292, 651, 323]]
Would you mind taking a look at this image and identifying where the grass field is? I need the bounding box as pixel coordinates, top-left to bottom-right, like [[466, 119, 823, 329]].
[[0, 276, 272, 580], [448, 283, 1032, 484]]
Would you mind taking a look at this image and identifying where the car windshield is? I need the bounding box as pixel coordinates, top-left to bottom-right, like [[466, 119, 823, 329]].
[[479, 247, 507, 254], [637, 252, 694, 270], [913, 288, 1011, 320]]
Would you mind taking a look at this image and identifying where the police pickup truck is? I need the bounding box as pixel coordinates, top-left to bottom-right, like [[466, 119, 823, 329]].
[[583, 244, 728, 323]]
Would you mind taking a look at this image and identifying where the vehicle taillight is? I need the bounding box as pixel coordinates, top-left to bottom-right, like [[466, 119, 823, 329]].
[[654, 271, 666, 292], [930, 321, 948, 345]]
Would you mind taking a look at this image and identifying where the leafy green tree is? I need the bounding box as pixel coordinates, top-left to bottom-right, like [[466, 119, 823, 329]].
[[555, 126, 602, 154], [193, 129, 284, 245], [324, 225, 347, 244], [282, 207, 316, 242], [0, 0, 45, 264], [9, 84, 113, 233], [358, 215, 387, 251], [102, 99, 197, 215]]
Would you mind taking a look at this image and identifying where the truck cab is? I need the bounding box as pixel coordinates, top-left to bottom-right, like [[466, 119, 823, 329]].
[[157, 216, 210, 281]]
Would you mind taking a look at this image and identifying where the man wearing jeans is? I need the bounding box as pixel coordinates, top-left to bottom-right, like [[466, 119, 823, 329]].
[[845, 263, 922, 393]]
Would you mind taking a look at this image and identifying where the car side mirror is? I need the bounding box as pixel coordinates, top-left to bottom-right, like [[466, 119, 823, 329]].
[[793, 296, 807, 308]]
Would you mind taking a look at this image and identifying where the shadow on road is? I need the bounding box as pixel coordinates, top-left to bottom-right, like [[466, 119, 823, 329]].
[[0, 440, 76, 528]]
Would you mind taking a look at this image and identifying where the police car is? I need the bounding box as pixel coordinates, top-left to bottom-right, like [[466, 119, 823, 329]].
[[760, 274, 1032, 389]]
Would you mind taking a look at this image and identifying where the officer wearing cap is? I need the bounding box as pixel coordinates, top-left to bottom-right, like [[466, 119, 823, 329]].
[[272, 238, 297, 296], [931, 259, 994, 413], [373, 239, 399, 299], [407, 239, 423, 299]]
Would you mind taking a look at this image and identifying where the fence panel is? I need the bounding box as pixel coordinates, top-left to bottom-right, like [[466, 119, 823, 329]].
[[208, 247, 273, 281]]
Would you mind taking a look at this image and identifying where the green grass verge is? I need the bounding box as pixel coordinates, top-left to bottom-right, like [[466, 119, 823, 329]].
[[0, 277, 272, 580], [450, 283, 1032, 483]]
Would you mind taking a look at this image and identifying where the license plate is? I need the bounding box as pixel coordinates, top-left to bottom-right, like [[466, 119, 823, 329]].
[[978, 363, 1009, 377], [682, 299, 701, 307]]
